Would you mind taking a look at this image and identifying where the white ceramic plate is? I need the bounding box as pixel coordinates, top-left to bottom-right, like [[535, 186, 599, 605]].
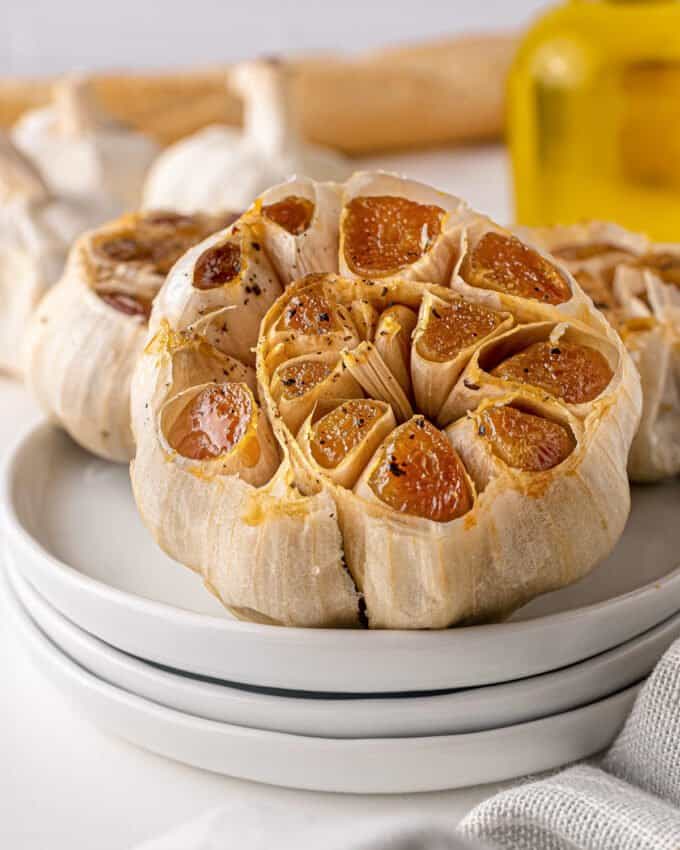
[[6, 553, 677, 738], [3, 566, 640, 794], [4, 423, 680, 693]]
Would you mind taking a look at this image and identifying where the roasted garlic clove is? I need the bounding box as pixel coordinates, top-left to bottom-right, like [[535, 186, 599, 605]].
[[524, 221, 680, 481], [444, 320, 619, 423], [270, 352, 363, 435], [354, 416, 474, 523], [454, 217, 602, 329], [262, 275, 362, 366], [149, 217, 280, 366], [25, 210, 230, 461], [447, 398, 579, 491], [338, 171, 466, 284], [254, 178, 342, 284], [161, 381, 279, 487], [411, 291, 513, 422], [297, 398, 396, 489]]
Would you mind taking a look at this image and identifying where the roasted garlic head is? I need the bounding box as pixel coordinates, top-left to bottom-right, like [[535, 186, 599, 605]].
[[25, 209, 237, 461], [525, 222, 680, 482], [131, 173, 641, 629]]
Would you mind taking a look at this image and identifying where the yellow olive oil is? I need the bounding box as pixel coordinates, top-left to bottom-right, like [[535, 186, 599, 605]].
[[509, 0, 680, 240]]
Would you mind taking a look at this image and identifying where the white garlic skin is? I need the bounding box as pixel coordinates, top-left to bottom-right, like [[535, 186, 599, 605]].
[[24, 210, 233, 461], [13, 76, 158, 213], [24, 241, 147, 461], [130, 332, 360, 627], [142, 60, 349, 214], [0, 133, 104, 376]]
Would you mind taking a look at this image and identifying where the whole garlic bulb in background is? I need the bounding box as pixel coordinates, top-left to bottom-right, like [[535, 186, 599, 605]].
[[142, 59, 350, 214], [24, 209, 237, 460], [13, 75, 158, 213], [0, 133, 106, 376]]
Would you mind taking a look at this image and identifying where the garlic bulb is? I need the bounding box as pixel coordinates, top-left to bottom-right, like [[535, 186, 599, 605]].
[[25, 209, 237, 461], [130, 172, 641, 629], [0, 133, 105, 376], [13, 75, 158, 212], [524, 222, 680, 482], [142, 60, 349, 214]]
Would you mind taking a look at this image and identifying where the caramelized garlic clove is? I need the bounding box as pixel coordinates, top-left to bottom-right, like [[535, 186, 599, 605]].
[[444, 321, 619, 422], [270, 352, 363, 435], [460, 225, 572, 306], [411, 291, 513, 423], [264, 275, 361, 360], [339, 171, 466, 284], [151, 219, 282, 366], [354, 416, 474, 523], [255, 178, 342, 283], [447, 401, 577, 493], [490, 339, 613, 404], [297, 398, 396, 489], [160, 381, 279, 487]]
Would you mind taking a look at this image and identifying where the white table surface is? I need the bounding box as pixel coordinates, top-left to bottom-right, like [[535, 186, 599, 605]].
[[1, 146, 515, 849]]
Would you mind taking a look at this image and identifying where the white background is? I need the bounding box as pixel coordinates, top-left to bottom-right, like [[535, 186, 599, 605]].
[[2, 0, 552, 76]]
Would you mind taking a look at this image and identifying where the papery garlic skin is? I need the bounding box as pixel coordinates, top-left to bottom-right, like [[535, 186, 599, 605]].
[[131, 172, 641, 629], [25, 210, 233, 461], [149, 220, 283, 367], [131, 326, 360, 627], [0, 133, 102, 376], [13, 76, 158, 213], [525, 222, 680, 481], [142, 60, 349, 214]]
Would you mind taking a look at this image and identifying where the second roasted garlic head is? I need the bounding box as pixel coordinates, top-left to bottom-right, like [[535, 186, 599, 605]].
[[525, 222, 680, 482], [25, 209, 237, 461], [131, 172, 641, 629]]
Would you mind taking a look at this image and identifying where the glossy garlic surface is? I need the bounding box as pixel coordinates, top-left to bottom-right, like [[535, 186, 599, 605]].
[[525, 221, 680, 481]]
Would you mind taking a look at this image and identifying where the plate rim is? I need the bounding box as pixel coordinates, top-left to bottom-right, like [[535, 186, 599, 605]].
[[5, 420, 680, 641], [6, 552, 673, 739], [3, 561, 642, 793], [5, 420, 680, 693]]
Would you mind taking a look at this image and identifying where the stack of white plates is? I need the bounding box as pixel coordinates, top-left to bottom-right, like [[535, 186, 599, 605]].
[[3, 424, 680, 793]]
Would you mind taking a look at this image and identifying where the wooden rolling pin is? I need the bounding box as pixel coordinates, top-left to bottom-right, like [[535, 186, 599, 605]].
[[0, 33, 515, 154]]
